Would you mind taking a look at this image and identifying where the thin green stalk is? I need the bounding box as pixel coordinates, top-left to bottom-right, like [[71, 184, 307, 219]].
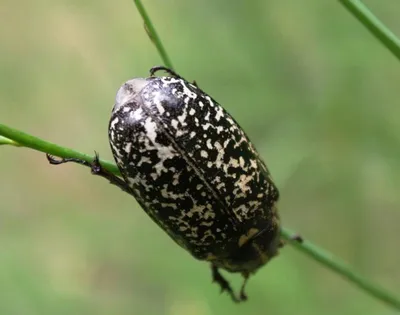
[[132, 1, 400, 310], [339, 0, 400, 61], [0, 124, 119, 175], [133, 0, 174, 69], [281, 228, 400, 309]]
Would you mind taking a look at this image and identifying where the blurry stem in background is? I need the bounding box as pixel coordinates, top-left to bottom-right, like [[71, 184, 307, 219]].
[[339, 0, 400, 61], [133, 0, 174, 70], [132, 0, 400, 310]]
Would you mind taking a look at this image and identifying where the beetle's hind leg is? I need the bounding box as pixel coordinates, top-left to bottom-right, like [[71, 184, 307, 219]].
[[211, 264, 243, 303], [46, 153, 132, 195]]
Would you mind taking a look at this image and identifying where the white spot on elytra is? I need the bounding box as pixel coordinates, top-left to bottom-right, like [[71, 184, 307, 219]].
[[137, 156, 152, 166], [171, 119, 179, 129], [237, 174, 253, 193], [202, 123, 212, 130], [214, 141, 225, 168], [176, 129, 186, 137], [205, 96, 214, 107], [229, 158, 239, 168], [153, 145, 176, 175], [215, 107, 224, 121], [206, 139, 213, 149], [131, 108, 143, 121], [239, 156, 245, 168], [123, 142, 132, 153], [152, 90, 166, 115], [144, 117, 158, 144], [110, 117, 119, 129], [200, 150, 208, 158], [177, 110, 187, 126]]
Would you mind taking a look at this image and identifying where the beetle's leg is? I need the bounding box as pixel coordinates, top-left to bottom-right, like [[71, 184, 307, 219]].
[[150, 66, 200, 89], [239, 272, 250, 301], [47, 154, 88, 166], [279, 234, 303, 248], [46, 153, 132, 195], [211, 264, 240, 303], [150, 66, 183, 79]]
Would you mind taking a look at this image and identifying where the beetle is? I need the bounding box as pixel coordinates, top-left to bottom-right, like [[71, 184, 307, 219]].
[[47, 66, 301, 302]]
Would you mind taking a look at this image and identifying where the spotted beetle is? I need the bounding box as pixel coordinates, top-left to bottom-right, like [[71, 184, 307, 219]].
[[47, 66, 301, 302]]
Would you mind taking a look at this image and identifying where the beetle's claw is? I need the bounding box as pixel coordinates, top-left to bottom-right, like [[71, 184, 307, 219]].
[[46, 154, 64, 165], [46, 154, 93, 168], [149, 66, 183, 80]]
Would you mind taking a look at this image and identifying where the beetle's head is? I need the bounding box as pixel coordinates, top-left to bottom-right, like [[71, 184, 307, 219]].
[[211, 214, 281, 274], [230, 224, 281, 274]]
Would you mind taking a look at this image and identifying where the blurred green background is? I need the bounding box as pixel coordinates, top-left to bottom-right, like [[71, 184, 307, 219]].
[[1, 0, 400, 314]]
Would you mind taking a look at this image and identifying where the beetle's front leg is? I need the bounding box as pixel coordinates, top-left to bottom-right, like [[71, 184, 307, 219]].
[[211, 264, 243, 303], [149, 65, 183, 79], [46, 153, 132, 195], [239, 272, 250, 301]]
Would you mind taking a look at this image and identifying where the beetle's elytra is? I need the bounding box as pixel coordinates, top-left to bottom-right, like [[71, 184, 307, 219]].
[[47, 66, 300, 302]]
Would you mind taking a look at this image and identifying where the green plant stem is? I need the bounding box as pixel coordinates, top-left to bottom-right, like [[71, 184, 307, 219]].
[[131, 0, 400, 310], [133, 0, 174, 69], [0, 124, 119, 175], [339, 0, 400, 61], [281, 228, 400, 309]]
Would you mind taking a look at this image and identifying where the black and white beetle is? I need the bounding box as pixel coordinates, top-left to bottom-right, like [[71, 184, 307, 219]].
[[47, 66, 301, 302]]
